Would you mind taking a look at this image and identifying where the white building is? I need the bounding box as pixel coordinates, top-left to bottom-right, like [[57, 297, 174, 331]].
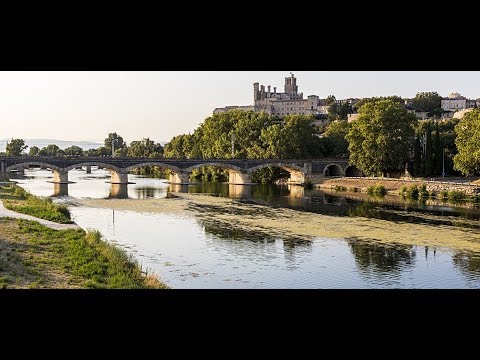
[[441, 92, 476, 111]]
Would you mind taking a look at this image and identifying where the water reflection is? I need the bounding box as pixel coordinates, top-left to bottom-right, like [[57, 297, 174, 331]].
[[453, 252, 480, 275], [348, 239, 416, 274], [109, 184, 129, 199], [53, 183, 69, 197]]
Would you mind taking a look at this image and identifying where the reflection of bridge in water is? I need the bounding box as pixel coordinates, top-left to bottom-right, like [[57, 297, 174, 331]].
[[2, 156, 363, 199], [1, 156, 362, 185], [50, 178, 305, 199]]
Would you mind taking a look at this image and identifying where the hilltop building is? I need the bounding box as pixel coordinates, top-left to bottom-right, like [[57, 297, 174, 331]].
[[441, 92, 477, 112], [213, 73, 329, 117]]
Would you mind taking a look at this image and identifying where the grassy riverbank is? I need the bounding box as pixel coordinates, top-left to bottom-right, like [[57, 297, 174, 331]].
[[0, 184, 72, 223], [0, 218, 167, 289]]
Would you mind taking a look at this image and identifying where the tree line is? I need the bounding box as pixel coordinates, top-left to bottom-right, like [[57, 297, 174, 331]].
[[3, 133, 164, 158], [3, 92, 480, 180]]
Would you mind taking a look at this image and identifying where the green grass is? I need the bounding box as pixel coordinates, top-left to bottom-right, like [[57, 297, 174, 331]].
[[17, 220, 167, 289], [1, 184, 72, 224]]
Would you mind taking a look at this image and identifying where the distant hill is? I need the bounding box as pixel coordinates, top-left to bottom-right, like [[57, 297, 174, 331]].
[[0, 139, 102, 152]]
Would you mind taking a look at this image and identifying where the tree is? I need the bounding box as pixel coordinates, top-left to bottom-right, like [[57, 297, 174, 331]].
[[434, 121, 442, 174], [424, 122, 433, 176], [322, 120, 351, 158], [64, 145, 83, 156], [325, 95, 336, 106], [127, 138, 163, 158], [413, 133, 421, 175], [37, 144, 64, 157], [104, 133, 126, 154], [28, 146, 39, 156], [327, 102, 339, 121], [258, 115, 322, 159], [352, 96, 404, 112], [164, 133, 202, 159], [411, 92, 442, 113], [346, 99, 417, 176], [453, 109, 480, 175], [6, 138, 27, 156]]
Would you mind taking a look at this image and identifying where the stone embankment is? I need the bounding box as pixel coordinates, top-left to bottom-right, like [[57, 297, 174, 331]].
[[319, 177, 480, 195]]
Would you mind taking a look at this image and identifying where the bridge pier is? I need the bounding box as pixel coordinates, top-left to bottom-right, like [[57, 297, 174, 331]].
[[85, 166, 92, 174], [289, 184, 305, 198], [169, 172, 190, 184], [109, 184, 129, 198], [53, 170, 69, 184], [288, 170, 305, 184], [228, 170, 252, 185], [110, 170, 129, 184], [53, 183, 69, 196], [228, 184, 251, 199], [169, 184, 189, 193]]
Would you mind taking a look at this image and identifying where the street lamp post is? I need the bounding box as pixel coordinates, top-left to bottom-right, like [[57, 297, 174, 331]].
[[112, 138, 115, 158], [231, 134, 235, 158]]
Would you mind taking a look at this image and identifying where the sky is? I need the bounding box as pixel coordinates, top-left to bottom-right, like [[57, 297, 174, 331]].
[[0, 71, 479, 144]]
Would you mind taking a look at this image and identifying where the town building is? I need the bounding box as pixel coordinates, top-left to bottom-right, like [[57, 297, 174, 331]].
[[441, 92, 476, 112], [213, 73, 331, 118]]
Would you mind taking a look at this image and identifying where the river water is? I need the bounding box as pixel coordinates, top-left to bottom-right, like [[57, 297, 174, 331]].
[[11, 167, 480, 288]]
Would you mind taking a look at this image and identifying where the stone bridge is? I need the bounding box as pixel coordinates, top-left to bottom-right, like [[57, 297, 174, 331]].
[[0, 156, 361, 184]]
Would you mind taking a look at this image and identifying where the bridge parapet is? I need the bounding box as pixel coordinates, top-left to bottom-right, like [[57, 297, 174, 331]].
[[1, 156, 351, 184]]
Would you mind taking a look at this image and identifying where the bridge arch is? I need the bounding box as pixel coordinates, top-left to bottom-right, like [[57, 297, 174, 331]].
[[247, 163, 306, 183], [6, 162, 62, 173], [344, 165, 363, 177], [247, 163, 305, 175], [184, 162, 243, 173], [125, 162, 183, 174], [324, 163, 344, 177], [64, 162, 121, 173]]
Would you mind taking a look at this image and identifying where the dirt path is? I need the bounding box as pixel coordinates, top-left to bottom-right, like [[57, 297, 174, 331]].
[[0, 200, 81, 230]]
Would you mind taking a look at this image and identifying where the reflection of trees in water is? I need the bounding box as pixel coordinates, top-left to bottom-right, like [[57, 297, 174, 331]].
[[188, 182, 229, 197], [452, 252, 480, 275], [348, 239, 416, 275], [135, 187, 158, 199], [199, 218, 312, 269]]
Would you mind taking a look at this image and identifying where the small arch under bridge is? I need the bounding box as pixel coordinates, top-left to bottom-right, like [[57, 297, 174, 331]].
[[1, 156, 355, 184]]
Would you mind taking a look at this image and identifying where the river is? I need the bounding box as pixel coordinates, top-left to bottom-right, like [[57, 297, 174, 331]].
[[10, 167, 480, 288]]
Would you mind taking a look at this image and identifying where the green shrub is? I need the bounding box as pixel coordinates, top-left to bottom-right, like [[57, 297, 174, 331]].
[[14, 187, 29, 199], [418, 184, 429, 199], [405, 185, 419, 199], [399, 185, 408, 197], [448, 190, 466, 202], [334, 185, 347, 192], [438, 190, 448, 201], [367, 184, 386, 197], [303, 179, 314, 190], [349, 187, 359, 193], [470, 194, 480, 203]]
